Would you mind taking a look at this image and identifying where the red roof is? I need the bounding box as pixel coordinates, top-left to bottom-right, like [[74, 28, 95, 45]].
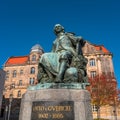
[[94, 45, 110, 53], [5, 56, 29, 66]]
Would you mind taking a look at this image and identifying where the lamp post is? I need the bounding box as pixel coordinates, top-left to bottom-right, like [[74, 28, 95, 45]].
[[7, 94, 13, 120]]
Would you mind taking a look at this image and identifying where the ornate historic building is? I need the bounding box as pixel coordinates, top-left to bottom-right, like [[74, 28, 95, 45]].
[[83, 41, 115, 79], [83, 41, 117, 119], [2, 42, 117, 119], [3, 44, 43, 98]]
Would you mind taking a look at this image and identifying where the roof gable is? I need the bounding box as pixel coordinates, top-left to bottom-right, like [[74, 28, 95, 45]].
[[94, 45, 110, 53], [83, 41, 111, 54]]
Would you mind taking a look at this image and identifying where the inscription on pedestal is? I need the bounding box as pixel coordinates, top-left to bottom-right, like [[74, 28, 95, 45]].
[[31, 101, 74, 120]]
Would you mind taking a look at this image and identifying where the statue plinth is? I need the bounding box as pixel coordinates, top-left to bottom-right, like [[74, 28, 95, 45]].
[[28, 82, 90, 90], [19, 88, 93, 120]]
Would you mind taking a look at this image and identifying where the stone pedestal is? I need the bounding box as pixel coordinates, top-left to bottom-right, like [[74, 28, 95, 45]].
[[19, 89, 93, 120]]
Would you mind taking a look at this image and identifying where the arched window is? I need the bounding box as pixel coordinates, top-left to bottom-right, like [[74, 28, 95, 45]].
[[19, 80, 22, 86], [89, 59, 96, 66], [32, 55, 36, 61], [17, 90, 21, 97], [90, 71, 96, 78], [20, 69, 23, 75], [29, 78, 35, 85], [30, 67, 35, 74], [13, 70, 17, 77]]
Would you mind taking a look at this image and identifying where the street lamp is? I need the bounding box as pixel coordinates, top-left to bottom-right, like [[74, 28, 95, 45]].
[[7, 94, 13, 120]]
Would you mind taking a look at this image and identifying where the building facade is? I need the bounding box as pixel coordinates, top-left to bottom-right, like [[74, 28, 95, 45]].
[[82, 41, 117, 119], [3, 44, 43, 98], [2, 42, 117, 119]]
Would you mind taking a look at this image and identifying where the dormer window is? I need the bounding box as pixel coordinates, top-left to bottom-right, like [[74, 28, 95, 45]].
[[32, 55, 36, 61]]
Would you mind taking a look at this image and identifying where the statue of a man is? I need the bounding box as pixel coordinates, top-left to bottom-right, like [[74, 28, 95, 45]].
[[38, 24, 87, 83]]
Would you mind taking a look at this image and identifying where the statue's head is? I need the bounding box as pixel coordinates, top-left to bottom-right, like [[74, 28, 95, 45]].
[[54, 24, 65, 35]]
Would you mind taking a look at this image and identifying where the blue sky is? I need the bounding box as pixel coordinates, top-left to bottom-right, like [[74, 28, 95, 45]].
[[0, 0, 120, 86]]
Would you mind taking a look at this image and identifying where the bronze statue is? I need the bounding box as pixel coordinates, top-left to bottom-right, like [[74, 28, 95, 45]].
[[37, 24, 88, 84]]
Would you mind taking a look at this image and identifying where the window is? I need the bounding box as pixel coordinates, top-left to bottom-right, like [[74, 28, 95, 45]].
[[19, 80, 22, 86], [32, 55, 36, 61], [6, 70, 9, 75], [10, 83, 15, 89], [29, 78, 35, 85], [92, 105, 98, 112], [5, 70, 9, 80], [30, 67, 35, 74], [89, 59, 96, 66], [17, 90, 21, 97], [90, 71, 96, 78], [20, 70, 23, 75], [13, 70, 17, 77]]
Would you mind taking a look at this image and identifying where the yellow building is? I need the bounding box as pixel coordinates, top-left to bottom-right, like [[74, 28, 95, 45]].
[[3, 44, 43, 98], [83, 41, 117, 120], [2, 42, 118, 119]]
